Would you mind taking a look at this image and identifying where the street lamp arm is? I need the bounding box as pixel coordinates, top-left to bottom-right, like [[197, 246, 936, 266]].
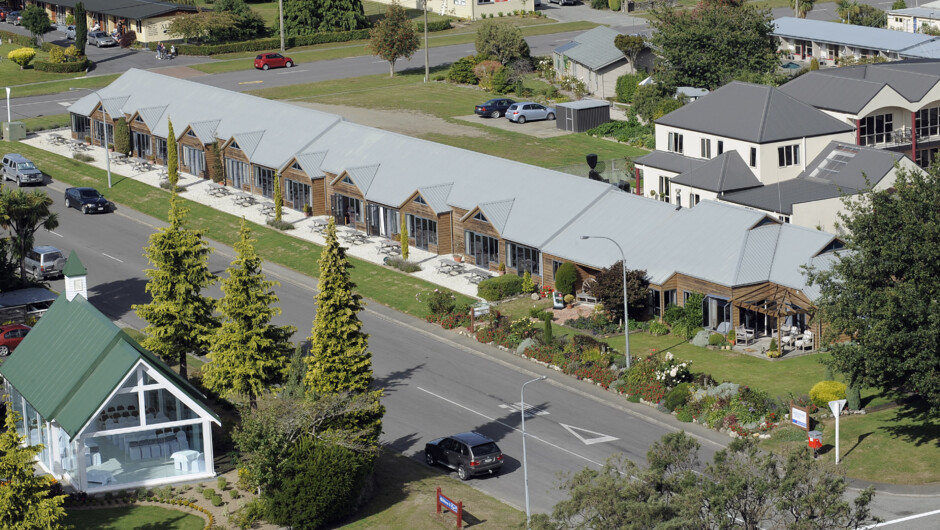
[[580, 235, 631, 370], [70, 87, 112, 189]]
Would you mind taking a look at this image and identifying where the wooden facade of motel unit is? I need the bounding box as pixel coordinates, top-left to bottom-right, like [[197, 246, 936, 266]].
[[70, 109, 825, 341]]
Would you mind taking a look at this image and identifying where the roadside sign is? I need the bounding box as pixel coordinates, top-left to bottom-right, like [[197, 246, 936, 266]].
[[790, 402, 809, 431], [436, 487, 463, 529]]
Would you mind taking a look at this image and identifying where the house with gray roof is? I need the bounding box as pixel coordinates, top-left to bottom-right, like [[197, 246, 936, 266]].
[[888, 1, 940, 33], [717, 142, 917, 232], [34, 0, 198, 43], [635, 81, 855, 204], [771, 17, 940, 65], [778, 60, 940, 167], [552, 26, 652, 99]]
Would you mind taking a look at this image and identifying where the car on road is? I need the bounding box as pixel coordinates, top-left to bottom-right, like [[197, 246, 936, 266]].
[[24, 245, 66, 281], [65, 187, 112, 214], [1, 153, 43, 186], [549, 0, 578, 4], [254, 53, 293, 70], [474, 98, 517, 118], [506, 102, 556, 124], [64, 25, 76, 40], [425, 432, 503, 480], [6, 10, 20, 25], [87, 31, 117, 47], [0, 324, 31, 356]]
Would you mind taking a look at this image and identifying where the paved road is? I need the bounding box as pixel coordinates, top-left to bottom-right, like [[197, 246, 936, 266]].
[[13, 177, 939, 526]]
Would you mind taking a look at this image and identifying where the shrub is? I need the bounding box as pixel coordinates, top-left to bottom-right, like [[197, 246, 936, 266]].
[[493, 64, 512, 94], [707, 333, 726, 346], [48, 45, 65, 64], [414, 20, 452, 32], [590, 0, 608, 8], [554, 262, 577, 295], [615, 72, 644, 104], [768, 338, 777, 351], [265, 218, 294, 230], [529, 307, 553, 321], [8, 47, 37, 69], [448, 56, 479, 84], [202, 488, 216, 500], [217, 477, 228, 491], [34, 57, 89, 72], [676, 408, 693, 422], [426, 289, 457, 316], [474, 60, 503, 91], [664, 382, 693, 411], [72, 153, 94, 162], [113, 117, 130, 156], [478, 274, 524, 301], [662, 304, 684, 326], [384, 256, 420, 272], [211, 495, 224, 507], [809, 380, 847, 407], [648, 321, 669, 336]]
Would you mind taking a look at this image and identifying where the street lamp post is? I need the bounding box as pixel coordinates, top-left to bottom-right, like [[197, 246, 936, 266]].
[[580, 235, 631, 370], [521, 375, 547, 529], [71, 87, 112, 189]]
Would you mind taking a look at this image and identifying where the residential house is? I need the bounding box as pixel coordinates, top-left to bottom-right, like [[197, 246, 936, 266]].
[[888, 1, 940, 33], [0, 253, 220, 493], [771, 17, 940, 63], [552, 26, 653, 99], [26, 0, 197, 43], [368, 0, 534, 21], [778, 60, 940, 167], [635, 81, 856, 203]]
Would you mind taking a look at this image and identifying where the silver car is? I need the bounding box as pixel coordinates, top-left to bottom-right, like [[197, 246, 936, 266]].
[[506, 102, 556, 124], [1, 153, 43, 186], [24, 246, 66, 280], [87, 31, 117, 47], [64, 25, 76, 40]]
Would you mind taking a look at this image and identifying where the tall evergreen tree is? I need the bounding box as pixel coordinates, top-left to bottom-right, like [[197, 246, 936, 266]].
[[204, 219, 295, 409], [400, 215, 409, 260], [305, 217, 384, 442], [74, 2, 87, 56], [167, 118, 179, 187], [273, 170, 283, 222], [0, 400, 68, 529], [281, 0, 368, 36], [134, 192, 218, 379], [0, 189, 59, 281]]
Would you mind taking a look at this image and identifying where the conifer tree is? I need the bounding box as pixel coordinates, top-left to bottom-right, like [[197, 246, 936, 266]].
[[0, 400, 68, 529], [305, 217, 384, 443], [134, 191, 218, 379], [400, 215, 409, 260], [167, 118, 179, 187], [204, 219, 296, 409], [274, 170, 283, 222]]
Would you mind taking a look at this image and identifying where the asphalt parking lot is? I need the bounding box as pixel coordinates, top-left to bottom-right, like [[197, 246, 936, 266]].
[[454, 113, 572, 138]]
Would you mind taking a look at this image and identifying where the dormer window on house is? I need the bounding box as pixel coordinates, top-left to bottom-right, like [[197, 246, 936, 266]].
[[668, 132, 683, 154], [291, 161, 302, 171], [778, 145, 800, 168], [186, 130, 197, 138], [473, 211, 487, 222], [230, 141, 241, 150], [341, 175, 354, 185], [134, 116, 144, 123], [414, 195, 427, 205]]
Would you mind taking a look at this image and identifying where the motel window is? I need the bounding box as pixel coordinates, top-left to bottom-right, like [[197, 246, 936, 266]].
[[717, 141, 724, 155], [186, 130, 197, 138], [473, 211, 487, 222], [701, 138, 711, 159], [506, 242, 540, 276], [254, 166, 275, 198], [860, 113, 893, 146], [749, 147, 757, 167], [465, 231, 499, 268], [291, 161, 303, 170], [414, 195, 427, 205], [134, 115, 144, 123], [777, 145, 800, 167], [136, 19, 142, 33], [691, 193, 701, 206], [230, 141, 240, 150], [658, 176, 671, 203], [915, 107, 939, 139], [226, 158, 249, 188]]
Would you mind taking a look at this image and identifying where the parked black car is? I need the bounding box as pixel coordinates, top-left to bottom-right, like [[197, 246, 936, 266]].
[[425, 432, 503, 480], [474, 98, 516, 118], [64, 187, 112, 214]]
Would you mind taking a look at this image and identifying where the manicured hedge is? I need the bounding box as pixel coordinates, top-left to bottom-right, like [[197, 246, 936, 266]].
[[477, 274, 524, 301], [415, 20, 452, 32], [0, 29, 35, 48], [33, 58, 90, 73], [151, 29, 374, 56]]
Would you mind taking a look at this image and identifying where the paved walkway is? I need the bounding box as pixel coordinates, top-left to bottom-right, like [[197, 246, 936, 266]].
[[25, 130, 486, 299]]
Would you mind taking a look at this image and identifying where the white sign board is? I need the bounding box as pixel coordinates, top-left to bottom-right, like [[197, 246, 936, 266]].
[[791, 406, 808, 430]]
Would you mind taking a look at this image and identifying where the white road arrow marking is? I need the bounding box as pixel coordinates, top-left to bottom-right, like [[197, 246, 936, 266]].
[[560, 423, 619, 445]]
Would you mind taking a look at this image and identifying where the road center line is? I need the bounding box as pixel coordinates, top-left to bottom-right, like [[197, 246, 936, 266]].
[[102, 253, 123, 263], [417, 386, 605, 469], [49, 231, 64, 238], [863, 508, 940, 528]]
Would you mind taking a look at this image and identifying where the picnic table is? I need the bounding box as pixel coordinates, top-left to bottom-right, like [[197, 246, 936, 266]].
[[232, 192, 257, 207], [110, 152, 128, 164], [466, 270, 491, 284], [207, 182, 230, 197], [309, 218, 328, 234], [436, 258, 466, 276], [339, 227, 369, 245], [48, 133, 66, 145], [377, 239, 401, 256], [132, 158, 153, 172], [259, 202, 276, 217], [67, 139, 89, 152]]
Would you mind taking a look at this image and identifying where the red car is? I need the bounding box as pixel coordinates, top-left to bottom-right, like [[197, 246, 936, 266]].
[[254, 53, 293, 71], [0, 324, 30, 356]]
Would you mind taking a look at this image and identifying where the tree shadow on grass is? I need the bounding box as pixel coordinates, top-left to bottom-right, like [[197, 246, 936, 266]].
[[879, 399, 940, 448]]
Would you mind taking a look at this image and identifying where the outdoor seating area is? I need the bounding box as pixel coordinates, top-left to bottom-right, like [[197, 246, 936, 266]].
[[232, 192, 258, 207], [206, 182, 230, 197], [259, 202, 276, 218], [467, 270, 491, 285], [436, 258, 466, 276], [735, 326, 755, 346], [377, 239, 401, 256], [66, 139, 90, 152], [338, 226, 370, 245]]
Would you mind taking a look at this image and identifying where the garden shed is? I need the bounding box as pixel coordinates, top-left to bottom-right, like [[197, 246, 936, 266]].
[[556, 100, 611, 133]]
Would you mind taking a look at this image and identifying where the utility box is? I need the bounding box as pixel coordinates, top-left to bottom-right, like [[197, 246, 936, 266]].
[[555, 100, 610, 133], [2, 121, 26, 142]]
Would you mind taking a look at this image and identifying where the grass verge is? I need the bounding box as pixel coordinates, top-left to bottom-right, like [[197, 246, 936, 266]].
[[8, 142, 475, 317], [65, 505, 204, 529], [340, 450, 524, 528], [6, 74, 120, 99]]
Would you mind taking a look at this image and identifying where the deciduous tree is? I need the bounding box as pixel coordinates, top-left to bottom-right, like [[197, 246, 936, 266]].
[[204, 219, 295, 409], [648, 1, 777, 89], [851, 4, 887, 27], [20, 6, 52, 46], [0, 189, 59, 281], [613, 34, 646, 70], [304, 217, 384, 443], [281, 0, 368, 36], [214, 0, 267, 41], [0, 399, 68, 529], [368, 1, 420, 77], [593, 261, 649, 324], [134, 192, 218, 379], [475, 20, 530, 65], [808, 165, 940, 407]]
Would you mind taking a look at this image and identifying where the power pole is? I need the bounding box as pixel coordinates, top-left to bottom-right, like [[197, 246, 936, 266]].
[[424, 0, 429, 83], [279, 0, 285, 52]]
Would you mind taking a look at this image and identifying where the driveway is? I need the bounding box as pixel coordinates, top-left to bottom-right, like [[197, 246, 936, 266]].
[[455, 113, 572, 138]]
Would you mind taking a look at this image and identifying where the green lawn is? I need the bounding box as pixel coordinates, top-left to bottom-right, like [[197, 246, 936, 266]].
[[0, 43, 91, 87], [65, 505, 204, 529], [340, 450, 524, 528]]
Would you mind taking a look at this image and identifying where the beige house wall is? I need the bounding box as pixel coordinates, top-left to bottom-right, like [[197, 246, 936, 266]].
[[372, 0, 533, 20]]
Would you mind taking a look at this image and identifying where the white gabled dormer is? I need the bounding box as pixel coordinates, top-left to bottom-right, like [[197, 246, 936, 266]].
[[63, 250, 88, 301]]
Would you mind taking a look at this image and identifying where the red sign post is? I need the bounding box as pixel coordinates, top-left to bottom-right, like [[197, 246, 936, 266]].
[[436, 487, 463, 529]]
